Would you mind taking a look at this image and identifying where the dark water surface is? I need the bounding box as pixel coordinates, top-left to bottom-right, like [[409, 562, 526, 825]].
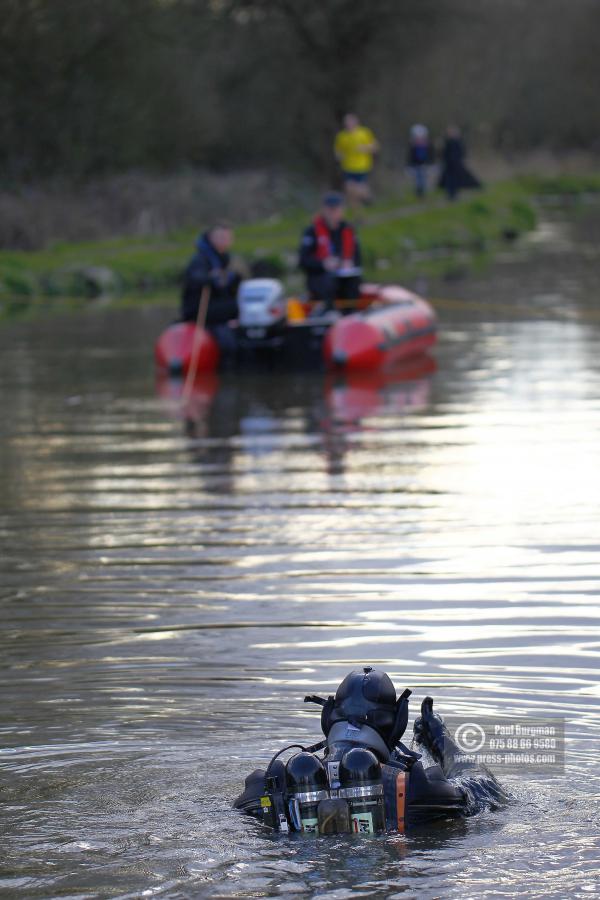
[[1, 213, 600, 898]]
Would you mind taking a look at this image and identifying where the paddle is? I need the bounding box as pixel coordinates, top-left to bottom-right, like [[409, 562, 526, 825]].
[[182, 283, 211, 404]]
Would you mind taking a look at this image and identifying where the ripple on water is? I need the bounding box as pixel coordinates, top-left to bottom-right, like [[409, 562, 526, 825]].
[[1, 301, 600, 897]]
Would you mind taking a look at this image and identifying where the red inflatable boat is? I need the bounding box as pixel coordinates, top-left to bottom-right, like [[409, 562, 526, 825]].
[[155, 321, 220, 375], [154, 282, 436, 375], [324, 285, 436, 370]]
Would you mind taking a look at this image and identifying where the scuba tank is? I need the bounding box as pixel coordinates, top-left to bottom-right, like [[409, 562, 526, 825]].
[[338, 747, 386, 834], [285, 752, 328, 834]]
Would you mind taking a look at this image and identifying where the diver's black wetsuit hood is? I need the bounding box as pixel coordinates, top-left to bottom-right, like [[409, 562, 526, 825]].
[[305, 666, 411, 761]]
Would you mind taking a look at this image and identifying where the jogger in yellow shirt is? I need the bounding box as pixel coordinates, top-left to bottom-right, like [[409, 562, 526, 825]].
[[334, 113, 379, 207]]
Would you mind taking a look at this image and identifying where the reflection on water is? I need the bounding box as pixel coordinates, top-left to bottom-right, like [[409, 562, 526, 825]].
[[1, 213, 600, 898]]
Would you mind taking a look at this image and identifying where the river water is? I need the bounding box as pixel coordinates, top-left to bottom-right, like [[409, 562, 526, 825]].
[[1, 210, 599, 898]]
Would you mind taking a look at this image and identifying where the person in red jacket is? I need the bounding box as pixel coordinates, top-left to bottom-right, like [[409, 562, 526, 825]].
[[298, 192, 361, 312]]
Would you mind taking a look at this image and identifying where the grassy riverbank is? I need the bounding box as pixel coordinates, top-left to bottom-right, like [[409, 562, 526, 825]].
[[1, 173, 599, 318]]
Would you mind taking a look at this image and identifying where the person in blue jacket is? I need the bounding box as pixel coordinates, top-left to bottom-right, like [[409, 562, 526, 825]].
[[407, 124, 435, 197], [181, 224, 241, 351]]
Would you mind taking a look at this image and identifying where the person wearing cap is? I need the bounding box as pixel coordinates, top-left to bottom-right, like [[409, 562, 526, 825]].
[[334, 113, 379, 207], [298, 193, 362, 312]]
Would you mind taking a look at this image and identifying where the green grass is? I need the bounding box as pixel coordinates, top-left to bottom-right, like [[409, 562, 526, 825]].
[[0, 173, 594, 318], [517, 173, 600, 195]]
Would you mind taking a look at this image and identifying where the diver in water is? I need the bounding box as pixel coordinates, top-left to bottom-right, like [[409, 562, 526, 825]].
[[234, 667, 506, 833]]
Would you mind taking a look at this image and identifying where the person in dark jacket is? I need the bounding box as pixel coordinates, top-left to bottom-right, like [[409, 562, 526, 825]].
[[181, 224, 241, 351], [438, 126, 481, 201], [299, 192, 361, 312], [234, 667, 506, 832]]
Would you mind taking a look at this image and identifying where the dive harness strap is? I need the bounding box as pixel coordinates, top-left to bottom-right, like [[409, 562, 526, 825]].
[[305, 738, 327, 753], [265, 739, 327, 777], [304, 695, 328, 706], [304, 695, 335, 739], [305, 691, 413, 749]]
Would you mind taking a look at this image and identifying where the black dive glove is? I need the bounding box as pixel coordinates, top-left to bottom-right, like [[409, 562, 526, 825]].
[[413, 697, 460, 772]]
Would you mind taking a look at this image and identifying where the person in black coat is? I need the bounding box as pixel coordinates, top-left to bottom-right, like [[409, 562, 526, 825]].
[[438, 126, 481, 201], [181, 224, 241, 351], [298, 192, 361, 312]]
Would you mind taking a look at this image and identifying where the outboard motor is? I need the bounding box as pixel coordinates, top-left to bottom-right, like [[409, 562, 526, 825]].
[[237, 278, 287, 342], [339, 747, 386, 833], [285, 752, 328, 834]]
